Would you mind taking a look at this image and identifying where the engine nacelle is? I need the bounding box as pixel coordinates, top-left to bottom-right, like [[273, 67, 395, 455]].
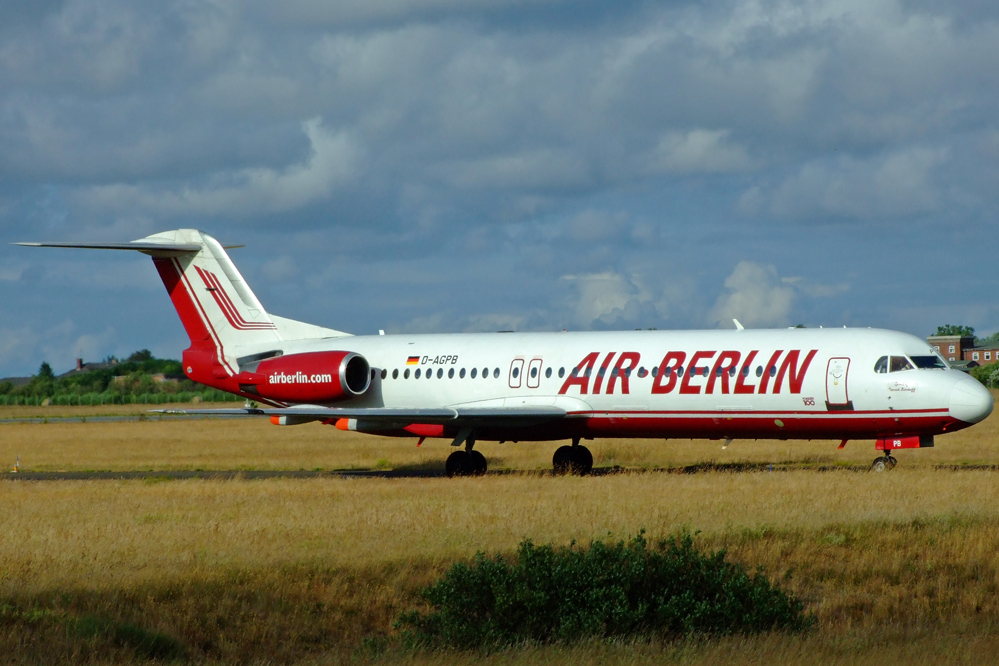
[[239, 351, 370, 403]]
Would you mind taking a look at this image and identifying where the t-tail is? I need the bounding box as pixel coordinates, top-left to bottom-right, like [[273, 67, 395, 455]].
[[16, 229, 350, 394]]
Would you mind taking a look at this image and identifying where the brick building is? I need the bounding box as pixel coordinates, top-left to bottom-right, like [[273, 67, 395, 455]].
[[927, 335, 975, 363], [927, 335, 999, 366]]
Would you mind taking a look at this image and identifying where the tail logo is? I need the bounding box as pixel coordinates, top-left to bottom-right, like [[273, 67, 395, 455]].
[[194, 266, 276, 331]]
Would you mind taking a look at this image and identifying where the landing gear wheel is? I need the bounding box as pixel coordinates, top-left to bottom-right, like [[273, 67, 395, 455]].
[[553, 446, 574, 475], [446, 450, 472, 477], [570, 445, 593, 476], [870, 456, 895, 473], [553, 445, 593, 475], [468, 450, 487, 476]]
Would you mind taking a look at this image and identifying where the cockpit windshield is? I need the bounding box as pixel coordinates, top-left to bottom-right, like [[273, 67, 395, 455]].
[[890, 356, 914, 372], [910, 355, 947, 369], [874, 355, 925, 373]]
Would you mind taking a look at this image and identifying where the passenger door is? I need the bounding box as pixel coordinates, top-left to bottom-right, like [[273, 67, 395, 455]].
[[825, 357, 852, 410]]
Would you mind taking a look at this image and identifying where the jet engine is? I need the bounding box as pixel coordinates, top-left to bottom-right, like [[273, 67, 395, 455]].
[[238, 350, 370, 403]]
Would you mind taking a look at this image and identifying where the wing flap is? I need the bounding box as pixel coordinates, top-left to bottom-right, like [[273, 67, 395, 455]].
[[154, 405, 567, 428]]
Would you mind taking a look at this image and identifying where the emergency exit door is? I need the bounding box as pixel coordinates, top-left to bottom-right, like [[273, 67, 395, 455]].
[[825, 357, 853, 410]]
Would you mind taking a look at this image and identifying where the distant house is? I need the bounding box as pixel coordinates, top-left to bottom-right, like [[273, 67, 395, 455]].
[[927, 335, 975, 363], [57, 357, 118, 379], [927, 335, 999, 367]]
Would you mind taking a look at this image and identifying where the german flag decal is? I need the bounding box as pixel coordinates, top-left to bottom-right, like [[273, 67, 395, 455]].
[[406, 356, 420, 365]]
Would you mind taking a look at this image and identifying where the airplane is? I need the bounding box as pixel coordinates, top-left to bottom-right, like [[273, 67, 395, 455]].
[[18, 229, 994, 476]]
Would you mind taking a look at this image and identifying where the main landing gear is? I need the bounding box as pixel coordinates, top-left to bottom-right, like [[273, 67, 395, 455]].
[[870, 455, 898, 472], [445, 431, 487, 477], [553, 438, 593, 476]]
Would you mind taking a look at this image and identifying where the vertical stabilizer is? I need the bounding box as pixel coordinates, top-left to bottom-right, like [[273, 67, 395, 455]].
[[144, 229, 281, 375]]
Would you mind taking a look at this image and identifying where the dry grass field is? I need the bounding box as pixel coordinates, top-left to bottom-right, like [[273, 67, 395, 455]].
[[1, 393, 998, 664]]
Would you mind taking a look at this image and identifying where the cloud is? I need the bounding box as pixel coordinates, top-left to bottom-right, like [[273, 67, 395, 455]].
[[560, 271, 667, 328], [645, 129, 753, 175], [2, 0, 999, 376], [743, 147, 947, 220], [708, 261, 795, 328], [72, 118, 361, 218]]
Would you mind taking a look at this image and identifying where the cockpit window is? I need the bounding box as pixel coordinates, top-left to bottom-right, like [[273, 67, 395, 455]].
[[874, 356, 888, 373], [889, 356, 914, 372], [911, 355, 947, 369]]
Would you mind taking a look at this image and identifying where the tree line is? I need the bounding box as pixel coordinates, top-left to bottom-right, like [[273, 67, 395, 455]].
[[0, 350, 239, 403]]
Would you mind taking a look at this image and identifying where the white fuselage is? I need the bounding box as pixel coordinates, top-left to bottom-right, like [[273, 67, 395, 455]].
[[235, 326, 992, 443]]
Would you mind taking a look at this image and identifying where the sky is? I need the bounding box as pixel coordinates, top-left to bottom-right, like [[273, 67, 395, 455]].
[[1, 0, 998, 377]]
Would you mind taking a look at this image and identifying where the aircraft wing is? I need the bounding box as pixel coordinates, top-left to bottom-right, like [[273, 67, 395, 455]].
[[155, 405, 567, 428]]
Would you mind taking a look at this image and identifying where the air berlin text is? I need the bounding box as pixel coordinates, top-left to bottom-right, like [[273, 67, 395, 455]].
[[558, 350, 818, 395], [268, 371, 334, 384]]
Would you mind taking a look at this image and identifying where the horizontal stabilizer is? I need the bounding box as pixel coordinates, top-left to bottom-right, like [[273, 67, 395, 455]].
[[14, 241, 203, 256]]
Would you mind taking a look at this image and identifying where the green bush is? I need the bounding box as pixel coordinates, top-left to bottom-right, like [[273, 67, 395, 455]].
[[397, 532, 812, 650]]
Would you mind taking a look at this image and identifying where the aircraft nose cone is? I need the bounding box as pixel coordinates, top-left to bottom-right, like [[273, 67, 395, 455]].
[[949, 376, 994, 424]]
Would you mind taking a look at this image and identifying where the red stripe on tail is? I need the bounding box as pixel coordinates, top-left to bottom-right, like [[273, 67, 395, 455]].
[[153, 258, 211, 343]]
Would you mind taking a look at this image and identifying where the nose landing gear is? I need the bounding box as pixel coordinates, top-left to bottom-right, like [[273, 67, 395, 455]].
[[870, 455, 898, 472], [553, 438, 593, 475]]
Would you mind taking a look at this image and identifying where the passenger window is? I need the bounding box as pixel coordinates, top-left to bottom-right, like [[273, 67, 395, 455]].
[[392, 369, 399, 379], [482, 367, 488, 378], [381, 369, 387, 380], [493, 368, 500, 378], [512, 367, 520, 378], [558, 367, 565, 378], [874, 356, 888, 373], [437, 368, 444, 378], [545, 367, 552, 378], [459, 368, 465, 378], [415, 369, 421, 379], [890, 356, 913, 372], [470, 368, 477, 379], [755, 366, 763, 377], [448, 368, 454, 379], [531, 367, 538, 378], [404, 369, 410, 379]]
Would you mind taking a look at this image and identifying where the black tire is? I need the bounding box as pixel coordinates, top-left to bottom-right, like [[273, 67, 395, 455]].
[[570, 445, 593, 476], [870, 457, 888, 473], [446, 450, 472, 477], [553, 445, 574, 475], [887, 455, 898, 469], [468, 450, 487, 476]]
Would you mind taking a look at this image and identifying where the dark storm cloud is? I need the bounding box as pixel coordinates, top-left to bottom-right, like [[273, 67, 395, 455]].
[[1, 0, 998, 376]]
